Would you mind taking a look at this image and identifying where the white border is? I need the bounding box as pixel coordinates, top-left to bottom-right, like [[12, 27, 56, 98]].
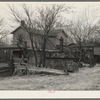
[[0, 91, 100, 98], [0, 1, 100, 98]]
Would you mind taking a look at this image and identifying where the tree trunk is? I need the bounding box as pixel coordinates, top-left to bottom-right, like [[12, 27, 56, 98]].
[[78, 42, 83, 67], [38, 37, 46, 67], [42, 38, 46, 67], [17, 43, 28, 61], [30, 36, 38, 67]]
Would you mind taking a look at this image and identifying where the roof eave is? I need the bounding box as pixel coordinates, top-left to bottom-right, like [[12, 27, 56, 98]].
[[11, 26, 22, 34]]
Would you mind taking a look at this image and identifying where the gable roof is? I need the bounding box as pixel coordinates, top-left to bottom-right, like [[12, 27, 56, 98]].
[[11, 26, 22, 34], [11, 25, 68, 38]]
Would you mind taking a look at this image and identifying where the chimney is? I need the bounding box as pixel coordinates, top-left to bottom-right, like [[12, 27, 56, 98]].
[[21, 20, 25, 27]]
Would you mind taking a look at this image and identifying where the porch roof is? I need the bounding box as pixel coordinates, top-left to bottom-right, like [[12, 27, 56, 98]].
[[0, 45, 19, 49]]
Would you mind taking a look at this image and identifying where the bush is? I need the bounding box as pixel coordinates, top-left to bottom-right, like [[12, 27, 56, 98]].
[[67, 62, 79, 72]]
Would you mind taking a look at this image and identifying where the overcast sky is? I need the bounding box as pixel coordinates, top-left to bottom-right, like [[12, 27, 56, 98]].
[[1, 2, 100, 44], [0, 2, 100, 32], [0, 2, 99, 44]]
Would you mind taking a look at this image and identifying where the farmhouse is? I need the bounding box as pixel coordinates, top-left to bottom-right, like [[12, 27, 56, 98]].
[[11, 20, 72, 48], [10, 20, 73, 64], [8, 20, 96, 67]]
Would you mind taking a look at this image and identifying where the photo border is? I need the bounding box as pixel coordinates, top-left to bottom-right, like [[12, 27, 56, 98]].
[[0, 0, 100, 99]]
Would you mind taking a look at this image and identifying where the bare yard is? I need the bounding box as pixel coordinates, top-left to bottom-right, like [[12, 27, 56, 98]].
[[0, 65, 100, 90]]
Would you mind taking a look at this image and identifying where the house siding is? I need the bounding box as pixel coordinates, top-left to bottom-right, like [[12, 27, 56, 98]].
[[13, 27, 31, 48]]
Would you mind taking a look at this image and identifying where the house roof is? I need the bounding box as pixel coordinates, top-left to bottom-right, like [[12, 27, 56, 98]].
[[11, 26, 22, 34], [11, 25, 68, 38]]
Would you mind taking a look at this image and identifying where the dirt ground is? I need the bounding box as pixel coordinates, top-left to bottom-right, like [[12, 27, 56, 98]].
[[0, 64, 100, 90]]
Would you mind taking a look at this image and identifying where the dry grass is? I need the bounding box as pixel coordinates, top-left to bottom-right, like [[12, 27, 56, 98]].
[[0, 65, 100, 90]]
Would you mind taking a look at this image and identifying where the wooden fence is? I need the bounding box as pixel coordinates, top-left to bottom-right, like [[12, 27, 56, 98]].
[[0, 49, 10, 63], [0, 66, 12, 76]]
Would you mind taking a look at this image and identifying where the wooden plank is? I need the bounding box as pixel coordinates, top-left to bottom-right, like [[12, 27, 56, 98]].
[[28, 67, 67, 75], [0, 69, 9, 74], [0, 67, 9, 70]]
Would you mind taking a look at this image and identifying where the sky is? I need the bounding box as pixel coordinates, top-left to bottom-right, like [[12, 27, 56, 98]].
[[0, 2, 100, 44], [0, 2, 100, 31]]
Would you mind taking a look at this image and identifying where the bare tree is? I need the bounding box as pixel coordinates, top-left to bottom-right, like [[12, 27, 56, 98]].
[[34, 4, 72, 67], [8, 4, 39, 66], [8, 4, 72, 67], [66, 7, 99, 64], [0, 18, 8, 45]]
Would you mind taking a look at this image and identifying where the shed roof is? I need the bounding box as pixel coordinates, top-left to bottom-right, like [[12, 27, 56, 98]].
[[0, 45, 19, 49]]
